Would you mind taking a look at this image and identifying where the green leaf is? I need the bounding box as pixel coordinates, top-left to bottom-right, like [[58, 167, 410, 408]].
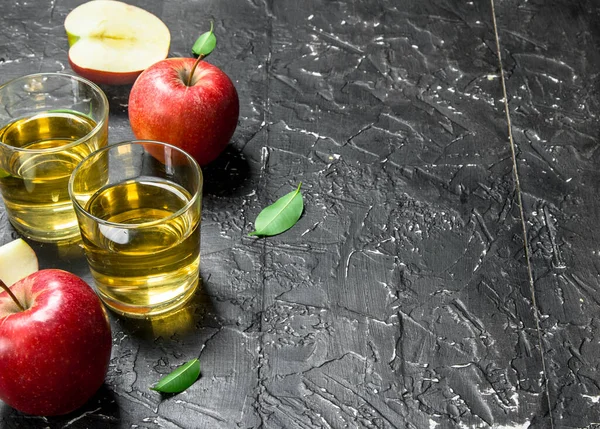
[[249, 183, 304, 237], [192, 22, 216, 57], [150, 358, 200, 394]]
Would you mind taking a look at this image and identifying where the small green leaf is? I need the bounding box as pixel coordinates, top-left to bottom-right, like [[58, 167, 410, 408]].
[[150, 358, 200, 394], [192, 21, 216, 57], [249, 183, 304, 237]]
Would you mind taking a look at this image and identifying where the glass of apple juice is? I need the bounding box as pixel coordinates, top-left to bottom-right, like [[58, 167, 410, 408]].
[[0, 73, 109, 243], [69, 140, 203, 318]]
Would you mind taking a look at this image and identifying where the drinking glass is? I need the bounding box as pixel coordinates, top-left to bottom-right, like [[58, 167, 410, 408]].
[[69, 140, 203, 318], [0, 73, 109, 243]]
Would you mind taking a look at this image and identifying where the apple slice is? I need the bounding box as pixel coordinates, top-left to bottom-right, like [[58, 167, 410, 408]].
[[0, 239, 39, 286], [65, 0, 171, 85]]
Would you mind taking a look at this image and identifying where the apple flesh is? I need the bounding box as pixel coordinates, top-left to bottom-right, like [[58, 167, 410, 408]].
[[0, 239, 38, 286], [65, 0, 170, 85], [0, 269, 112, 416], [128, 57, 239, 166]]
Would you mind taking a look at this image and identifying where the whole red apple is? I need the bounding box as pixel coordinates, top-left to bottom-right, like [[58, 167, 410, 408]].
[[128, 57, 240, 166], [0, 269, 112, 416]]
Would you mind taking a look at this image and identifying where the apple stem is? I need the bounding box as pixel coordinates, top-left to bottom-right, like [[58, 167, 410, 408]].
[[0, 279, 25, 312], [186, 54, 205, 87]]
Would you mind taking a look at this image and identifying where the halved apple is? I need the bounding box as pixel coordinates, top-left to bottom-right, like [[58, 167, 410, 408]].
[[0, 239, 39, 286], [65, 0, 171, 85]]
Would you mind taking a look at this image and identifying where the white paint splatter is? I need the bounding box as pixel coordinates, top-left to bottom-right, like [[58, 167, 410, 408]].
[[583, 394, 600, 403]]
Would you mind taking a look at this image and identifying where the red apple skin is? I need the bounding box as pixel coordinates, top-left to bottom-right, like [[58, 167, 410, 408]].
[[0, 269, 112, 416], [68, 57, 142, 85], [128, 57, 240, 166]]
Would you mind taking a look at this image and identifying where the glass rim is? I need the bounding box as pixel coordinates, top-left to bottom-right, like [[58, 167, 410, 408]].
[[68, 140, 203, 229], [0, 72, 109, 154]]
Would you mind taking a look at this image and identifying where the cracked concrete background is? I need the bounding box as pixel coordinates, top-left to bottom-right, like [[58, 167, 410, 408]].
[[0, 0, 598, 428]]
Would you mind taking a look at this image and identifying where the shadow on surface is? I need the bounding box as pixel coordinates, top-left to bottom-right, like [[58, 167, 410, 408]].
[[27, 239, 90, 279], [98, 83, 132, 119], [0, 384, 119, 429], [115, 274, 219, 341], [202, 144, 251, 197]]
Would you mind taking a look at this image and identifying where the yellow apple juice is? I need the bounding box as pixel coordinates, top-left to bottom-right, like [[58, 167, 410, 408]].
[[0, 111, 106, 242], [79, 177, 201, 316]]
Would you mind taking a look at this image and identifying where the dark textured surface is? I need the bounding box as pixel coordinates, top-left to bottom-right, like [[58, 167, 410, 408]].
[[0, 0, 598, 428]]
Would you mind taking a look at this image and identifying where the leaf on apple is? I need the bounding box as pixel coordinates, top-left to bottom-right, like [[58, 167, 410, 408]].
[[249, 183, 304, 237], [151, 358, 200, 394], [192, 21, 217, 58]]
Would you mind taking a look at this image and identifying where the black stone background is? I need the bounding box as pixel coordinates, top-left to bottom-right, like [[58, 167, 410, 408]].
[[0, 0, 599, 428]]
